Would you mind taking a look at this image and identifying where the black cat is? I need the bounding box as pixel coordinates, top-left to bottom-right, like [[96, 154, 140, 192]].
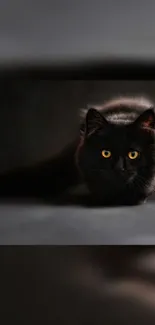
[[76, 97, 155, 205], [0, 97, 155, 206]]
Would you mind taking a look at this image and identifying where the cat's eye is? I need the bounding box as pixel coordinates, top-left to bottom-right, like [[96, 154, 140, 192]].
[[101, 150, 111, 158], [128, 151, 139, 160]]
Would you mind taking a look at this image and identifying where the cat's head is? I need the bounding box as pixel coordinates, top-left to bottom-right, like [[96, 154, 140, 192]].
[[77, 107, 155, 200]]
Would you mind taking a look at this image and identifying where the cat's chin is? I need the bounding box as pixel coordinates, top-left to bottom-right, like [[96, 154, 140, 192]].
[[87, 201, 145, 208], [85, 195, 146, 208]]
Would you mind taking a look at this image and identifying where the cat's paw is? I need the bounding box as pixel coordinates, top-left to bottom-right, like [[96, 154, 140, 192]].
[[125, 198, 146, 206]]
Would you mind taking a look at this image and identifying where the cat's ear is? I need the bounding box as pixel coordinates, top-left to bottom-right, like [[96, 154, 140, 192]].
[[85, 108, 108, 136], [134, 108, 155, 129]]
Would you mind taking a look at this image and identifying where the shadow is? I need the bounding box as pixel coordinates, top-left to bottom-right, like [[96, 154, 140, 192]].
[[0, 191, 150, 208]]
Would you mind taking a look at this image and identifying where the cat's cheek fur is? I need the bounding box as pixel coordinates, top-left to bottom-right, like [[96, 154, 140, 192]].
[[76, 146, 153, 206]]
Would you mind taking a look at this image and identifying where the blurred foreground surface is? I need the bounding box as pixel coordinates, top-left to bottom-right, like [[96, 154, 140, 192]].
[[1, 246, 155, 324]]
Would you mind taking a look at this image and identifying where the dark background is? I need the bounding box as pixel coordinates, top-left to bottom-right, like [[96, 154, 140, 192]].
[[1, 79, 155, 173]]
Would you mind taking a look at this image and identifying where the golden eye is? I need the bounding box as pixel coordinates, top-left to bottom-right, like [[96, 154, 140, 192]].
[[128, 151, 139, 160], [101, 150, 111, 158]]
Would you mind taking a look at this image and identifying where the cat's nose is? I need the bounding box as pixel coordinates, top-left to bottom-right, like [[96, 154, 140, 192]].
[[116, 158, 125, 172]]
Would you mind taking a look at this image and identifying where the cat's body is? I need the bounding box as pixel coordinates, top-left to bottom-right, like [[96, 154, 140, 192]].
[[0, 139, 80, 200], [0, 96, 155, 206]]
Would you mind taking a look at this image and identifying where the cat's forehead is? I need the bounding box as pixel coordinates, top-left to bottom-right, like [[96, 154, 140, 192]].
[[97, 123, 129, 137], [95, 124, 150, 148]]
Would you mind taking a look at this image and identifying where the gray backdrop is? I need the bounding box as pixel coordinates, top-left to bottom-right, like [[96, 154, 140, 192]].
[[0, 0, 154, 64]]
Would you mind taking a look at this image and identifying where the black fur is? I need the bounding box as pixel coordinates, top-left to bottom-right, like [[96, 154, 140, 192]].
[[0, 140, 80, 201]]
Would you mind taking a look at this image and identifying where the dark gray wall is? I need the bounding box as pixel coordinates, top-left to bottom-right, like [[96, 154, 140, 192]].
[[1, 79, 155, 172]]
